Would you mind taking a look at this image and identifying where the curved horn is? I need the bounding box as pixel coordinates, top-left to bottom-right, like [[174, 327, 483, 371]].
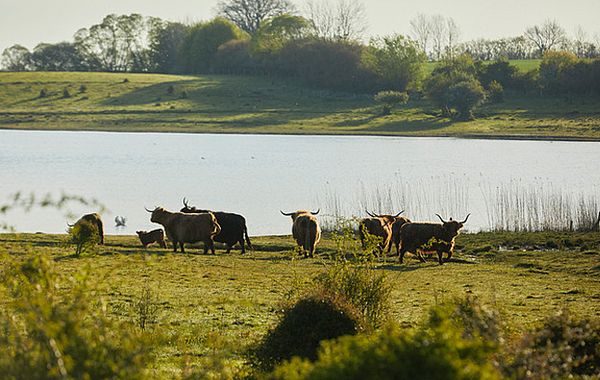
[[67, 222, 75, 227], [393, 210, 405, 218], [365, 209, 376, 218], [182, 197, 189, 207], [461, 213, 471, 224], [435, 214, 447, 223], [144, 206, 154, 213], [311, 209, 320, 215], [280, 210, 294, 216]]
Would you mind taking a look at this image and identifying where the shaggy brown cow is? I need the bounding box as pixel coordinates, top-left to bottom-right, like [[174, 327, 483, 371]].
[[359, 210, 405, 253], [136, 229, 167, 248], [146, 207, 221, 254], [390, 216, 412, 254], [281, 209, 321, 258], [180, 198, 253, 254], [398, 214, 470, 265], [69, 213, 104, 244]]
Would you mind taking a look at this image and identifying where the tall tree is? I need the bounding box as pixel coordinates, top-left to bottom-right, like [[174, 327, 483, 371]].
[[524, 19, 566, 57], [31, 42, 86, 71], [305, 0, 367, 41], [216, 0, 295, 34], [1, 45, 32, 71], [429, 14, 447, 60], [410, 14, 432, 57], [148, 21, 189, 73]]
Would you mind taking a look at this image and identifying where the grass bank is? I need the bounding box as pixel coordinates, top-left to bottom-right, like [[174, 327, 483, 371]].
[[1, 71, 600, 140], [1, 231, 599, 377]]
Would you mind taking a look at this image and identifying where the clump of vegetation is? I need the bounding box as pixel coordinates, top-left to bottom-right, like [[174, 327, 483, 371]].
[[133, 283, 161, 331], [78, 84, 87, 93], [180, 90, 188, 99], [270, 296, 502, 380], [67, 219, 99, 256], [0, 255, 152, 379], [374, 90, 409, 115], [446, 80, 486, 120], [504, 310, 600, 379], [314, 264, 392, 329], [122, 78, 129, 83], [253, 289, 366, 370], [487, 80, 504, 103], [62, 87, 71, 98], [166, 85, 175, 95], [38, 88, 47, 98]]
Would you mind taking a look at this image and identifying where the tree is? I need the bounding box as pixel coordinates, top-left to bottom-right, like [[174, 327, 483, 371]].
[[539, 50, 578, 94], [374, 91, 409, 115], [252, 14, 310, 56], [304, 0, 367, 41], [363, 35, 426, 92], [217, 0, 295, 34], [445, 17, 461, 58], [31, 42, 86, 71], [1, 44, 32, 71], [446, 80, 485, 120], [74, 13, 156, 72], [179, 18, 247, 74], [430, 14, 447, 60], [148, 21, 189, 73], [410, 14, 431, 57], [524, 19, 567, 57]]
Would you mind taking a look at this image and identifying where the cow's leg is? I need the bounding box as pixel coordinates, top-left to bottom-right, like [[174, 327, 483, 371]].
[[399, 246, 407, 264], [437, 250, 444, 265], [205, 239, 215, 255], [180, 243, 185, 253], [226, 244, 232, 254], [172, 241, 178, 252], [445, 249, 453, 263], [160, 240, 167, 249], [97, 221, 105, 244], [239, 238, 245, 254]]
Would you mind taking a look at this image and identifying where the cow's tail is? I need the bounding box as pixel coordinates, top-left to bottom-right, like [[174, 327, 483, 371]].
[[244, 224, 253, 249]]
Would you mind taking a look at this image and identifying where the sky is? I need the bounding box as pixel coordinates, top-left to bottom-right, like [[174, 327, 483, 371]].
[[1, 0, 600, 53]]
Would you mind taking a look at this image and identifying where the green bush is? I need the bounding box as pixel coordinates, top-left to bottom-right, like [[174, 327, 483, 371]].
[[0, 255, 151, 379], [373, 90, 409, 115], [67, 219, 99, 256], [504, 310, 600, 379], [62, 87, 71, 98], [314, 264, 391, 329], [487, 80, 504, 103], [270, 323, 501, 380], [253, 290, 366, 370], [446, 80, 486, 120]]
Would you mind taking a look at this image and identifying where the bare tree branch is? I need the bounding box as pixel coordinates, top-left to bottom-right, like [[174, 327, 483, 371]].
[[524, 19, 566, 57], [217, 0, 295, 34]]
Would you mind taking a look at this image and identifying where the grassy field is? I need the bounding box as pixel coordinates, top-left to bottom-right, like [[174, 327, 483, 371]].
[[1, 231, 599, 377], [1, 70, 600, 140]]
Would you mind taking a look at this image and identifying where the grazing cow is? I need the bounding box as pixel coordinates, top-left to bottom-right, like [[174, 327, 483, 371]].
[[398, 214, 470, 265], [359, 210, 406, 253], [69, 213, 104, 244], [146, 207, 221, 254], [136, 229, 167, 248], [180, 198, 253, 254], [390, 215, 412, 254], [280, 209, 321, 258]]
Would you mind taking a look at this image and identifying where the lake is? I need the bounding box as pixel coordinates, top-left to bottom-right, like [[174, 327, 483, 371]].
[[1, 130, 599, 235]]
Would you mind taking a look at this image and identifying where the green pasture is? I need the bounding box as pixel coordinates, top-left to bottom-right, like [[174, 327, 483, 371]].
[[1, 231, 599, 378]]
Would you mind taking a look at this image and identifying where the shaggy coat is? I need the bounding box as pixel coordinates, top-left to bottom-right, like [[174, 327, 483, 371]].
[[180, 199, 252, 254], [399, 214, 470, 265], [71, 213, 104, 244], [281, 210, 321, 258], [136, 229, 167, 248], [359, 211, 408, 254], [148, 207, 221, 254]]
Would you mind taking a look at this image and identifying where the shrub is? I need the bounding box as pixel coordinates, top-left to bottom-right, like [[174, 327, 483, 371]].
[[180, 90, 188, 99], [133, 283, 160, 331], [374, 90, 409, 115], [314, 264, 392, 329], [122, 78, 129, 83], [38, 88, 47, 98], [504, 310, 600, 379], [166, 85, 175, 95], [446, 80, 486, 120], [253, 290, 366, 370], [270, 319, 501, 379], [62, 87, 71, 98], [487, 80, 504, 103], [0, 255, 151, 379], [67, 219, 99, 256], [78, 84, 87, 93]]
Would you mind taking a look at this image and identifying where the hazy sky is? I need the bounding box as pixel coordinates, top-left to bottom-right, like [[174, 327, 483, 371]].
[[1, 0, 599, 53]]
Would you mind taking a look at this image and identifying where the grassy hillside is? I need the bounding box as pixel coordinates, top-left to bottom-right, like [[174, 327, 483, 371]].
[[1, 70, 600, 140], [1, 231, 599, 377]]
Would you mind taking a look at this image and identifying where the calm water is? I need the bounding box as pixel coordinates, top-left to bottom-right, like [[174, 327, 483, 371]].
[[1, 130, 599, 235]]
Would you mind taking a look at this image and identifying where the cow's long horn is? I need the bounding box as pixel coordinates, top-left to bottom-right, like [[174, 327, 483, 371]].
[[435, 214, 446, 223], [311, 209, 320, 215], [182, 197, 189, 207], [67, 222, 74, 227], [393, 210, 405, 218], [280, 210, 294, 216], [461, 213, 471, 224], [365, 209, 376, 217], [144, 206, 153, 213]]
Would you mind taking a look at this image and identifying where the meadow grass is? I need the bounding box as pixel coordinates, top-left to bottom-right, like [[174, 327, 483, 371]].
[[1, 231, 599, 378], [1, 70, 599, 140]]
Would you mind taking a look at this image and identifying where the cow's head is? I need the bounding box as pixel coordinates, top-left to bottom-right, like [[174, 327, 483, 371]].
[[366, 210, 404, 226], [145, 206, 167, 223], [280, 209, 319, 221], [436, 213, 470, 236]]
